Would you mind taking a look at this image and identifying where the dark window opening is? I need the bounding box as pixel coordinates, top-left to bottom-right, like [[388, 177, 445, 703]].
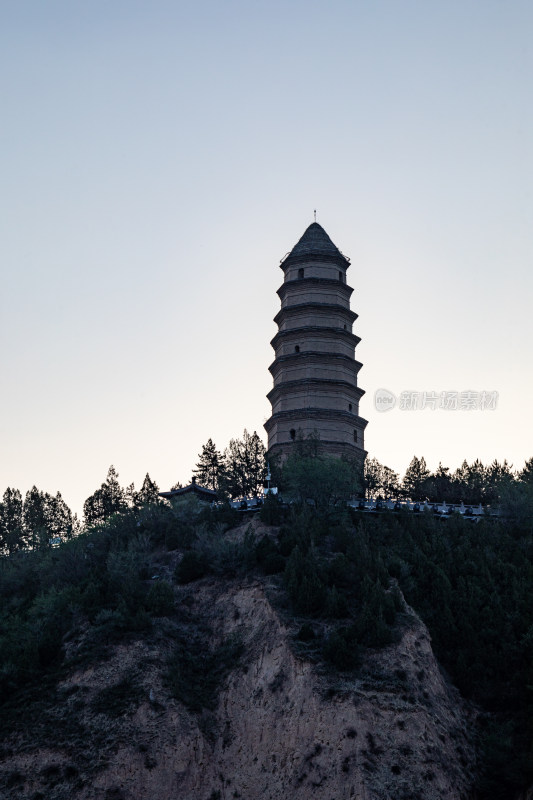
[[343, 324, 347, 330], [298, 268, 304, 280], [290, 429, 296, 441], [353, 430, 358, 442], [294, 345, 300, 353], [339, 271, 343, 282], [349, 403, 353, 412]]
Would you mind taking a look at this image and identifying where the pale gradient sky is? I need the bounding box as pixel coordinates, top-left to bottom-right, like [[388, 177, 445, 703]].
[[1, 0, 532, 514]]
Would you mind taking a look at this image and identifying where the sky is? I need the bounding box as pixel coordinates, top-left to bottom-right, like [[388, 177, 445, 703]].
[[1, 0, 532, 515]]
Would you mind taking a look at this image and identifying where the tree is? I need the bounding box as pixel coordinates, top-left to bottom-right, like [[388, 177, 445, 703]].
[[364, 457, 381, 499], [193, 439, 225, 491], [23, 487, 75, 548], [133, 473, 160, 508], [402, 456, 431, 499], [283, 453, 360, 513], [83, 466, 127, 526], [451, 459, 487, 504], [517, 457, 533, 486], [223, 430, 266, 498], [23, 486, 49, 549], [484, 459, 514, 504], [0, 488, 24, 554], [364, 457, 400, 499], [427, 463, 454, 503], [48, 492, 75, 540]]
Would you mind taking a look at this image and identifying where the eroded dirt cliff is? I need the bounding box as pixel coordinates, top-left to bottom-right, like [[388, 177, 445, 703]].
[[1, 568, 476, 800]]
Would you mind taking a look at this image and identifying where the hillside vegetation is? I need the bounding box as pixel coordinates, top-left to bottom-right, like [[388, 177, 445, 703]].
[[0, 456, 532, 798]]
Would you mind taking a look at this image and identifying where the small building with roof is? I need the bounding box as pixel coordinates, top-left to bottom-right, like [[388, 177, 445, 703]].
[[159, 477, 217, 503]]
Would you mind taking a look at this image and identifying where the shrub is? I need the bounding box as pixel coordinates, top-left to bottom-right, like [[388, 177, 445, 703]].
[[323, 625, 360, 670], [91, 675, 144, 717], [175, 551, 208, 584], [325, 585, 349, 619], [166, 633, 243, 712], [255, 535, 285, 575], [146, 580, 175, 616], [259, 493, 285, 525], [296, 623, 316, 642], [284, 546, 326, 615]]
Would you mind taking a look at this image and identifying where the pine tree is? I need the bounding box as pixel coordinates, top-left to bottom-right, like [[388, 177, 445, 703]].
[[83, 465, 127, 526], [518, 457, 533, 485], [364, 457, 399, 499], [223, 430, 266, 498], [484, 459, 514, 504], [23, 486, 48, 549], [193, 439, 225, 491], [0, 487, 24, 554], [23, 487, 74, 547], [48, 492, 75, 539], [134, 473, 160, 507], [364, 457, 381, 498], [431, 463, 454, 502], [402, 456, 430, 499]]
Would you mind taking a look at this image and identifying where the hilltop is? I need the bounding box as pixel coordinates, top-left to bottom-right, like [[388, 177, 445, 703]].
[[0, 492, 532, 799]]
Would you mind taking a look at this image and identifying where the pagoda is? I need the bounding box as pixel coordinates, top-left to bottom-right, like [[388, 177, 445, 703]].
[[264, 221, 367, 465]]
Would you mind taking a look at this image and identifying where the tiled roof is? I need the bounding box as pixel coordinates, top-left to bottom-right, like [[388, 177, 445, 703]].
[[159, 482, 217, 499], [285, 222, 348, 263]]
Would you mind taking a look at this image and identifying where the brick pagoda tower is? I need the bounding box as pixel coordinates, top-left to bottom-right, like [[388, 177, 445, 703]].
[[264, 221, 367, 465]]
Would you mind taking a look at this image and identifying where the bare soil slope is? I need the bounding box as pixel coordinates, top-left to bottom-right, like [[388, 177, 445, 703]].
[[0, 568, 476, 800]]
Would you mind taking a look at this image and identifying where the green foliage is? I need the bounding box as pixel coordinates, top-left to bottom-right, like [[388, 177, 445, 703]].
[[166, 632, 244, 712], [255, 535, 285, 575], [365, 457, 400, 499], [322, 625, 360, 670], [518, 456, 533, 486], [222, 429, 266, 498], [175, 551, 209, 584], [284, 546, 326, 615], [90, 675, 144, 717], [259, 491, 285, 525], [0, 488, 24, 554], [195, 525, 257, 578], [83, 466, 128, 526], [325, 585, 349, 618], [296, 623, 316, 642], [194, 438, 225, 491], [282, 453, 360, 513], [200, 501, 241, 533], [146, 580, 175, 616], [133, 474, 160, 509], [402, 455, 431, 500], [1, 454, 533, 798]]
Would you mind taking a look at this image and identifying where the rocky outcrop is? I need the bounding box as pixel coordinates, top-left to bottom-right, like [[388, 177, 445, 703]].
[[1, 576, 476, 800]]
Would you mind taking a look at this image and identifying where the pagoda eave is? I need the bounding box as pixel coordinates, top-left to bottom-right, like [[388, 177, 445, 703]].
[[277, 277, 353, 301], [273, 303, 358, 327], [270, 326, 361, 350], [267, 378, 366, 405], [280, 251, 350, 270]]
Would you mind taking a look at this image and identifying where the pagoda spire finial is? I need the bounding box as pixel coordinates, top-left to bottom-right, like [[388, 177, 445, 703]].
[[314, 209, 316, 222]]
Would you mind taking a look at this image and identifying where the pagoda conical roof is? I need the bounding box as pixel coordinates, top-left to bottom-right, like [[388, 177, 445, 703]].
[[284, 222, 349, 264]]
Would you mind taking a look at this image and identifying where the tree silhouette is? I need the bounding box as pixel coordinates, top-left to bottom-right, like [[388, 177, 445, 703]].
[[83, 466, 127, 526], [0, 488, 24, 554], [364, 457, 399, 499], [133, 473, 160, 508], [194, 439, 225, 491], [223, 430, 266, 498], [402, 456, 430, 499], [518, 457, 533, 486]]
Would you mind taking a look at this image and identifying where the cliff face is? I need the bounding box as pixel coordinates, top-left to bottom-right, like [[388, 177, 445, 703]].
[[1, 575, 476, 800]]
